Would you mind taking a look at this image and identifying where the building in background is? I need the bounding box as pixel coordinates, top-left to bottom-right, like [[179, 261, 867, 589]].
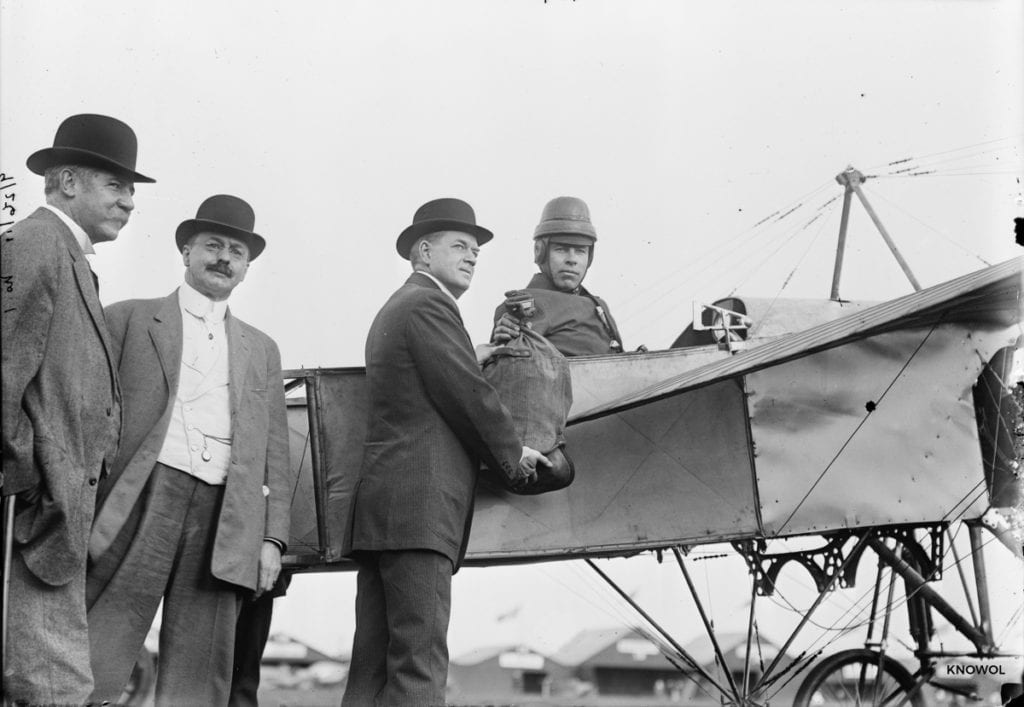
[[448, 645, 571, 701], [259, 633, 347, 689]]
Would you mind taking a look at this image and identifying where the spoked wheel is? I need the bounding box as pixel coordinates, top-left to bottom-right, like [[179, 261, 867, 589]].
[[793, 649, 925, 707]]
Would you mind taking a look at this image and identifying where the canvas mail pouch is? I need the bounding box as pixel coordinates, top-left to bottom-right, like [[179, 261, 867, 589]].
[[483, 304, 574, 495]]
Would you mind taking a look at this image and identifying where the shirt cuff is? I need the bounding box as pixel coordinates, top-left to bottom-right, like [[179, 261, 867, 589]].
[[263, 537, 286, 553]]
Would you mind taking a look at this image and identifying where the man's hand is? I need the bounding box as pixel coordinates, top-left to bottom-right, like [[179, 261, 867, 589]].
[[491, 313, 522, 345], [255, 540, 282, 598], [513, 446, 551, 490]]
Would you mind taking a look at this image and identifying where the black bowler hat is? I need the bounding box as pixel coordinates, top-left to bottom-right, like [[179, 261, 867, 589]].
[[396, 197, 494, 259], [175, 195, 266, 260], [26, 114, 155, 183]]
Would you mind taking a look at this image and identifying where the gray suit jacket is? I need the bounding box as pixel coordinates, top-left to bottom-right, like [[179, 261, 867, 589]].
[[350, 273, 523, 568], [89, 290, 293, 591], [1, 207, 121, 586]]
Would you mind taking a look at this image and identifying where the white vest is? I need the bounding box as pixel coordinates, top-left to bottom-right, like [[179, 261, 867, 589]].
[[157, 283, 232, 485]]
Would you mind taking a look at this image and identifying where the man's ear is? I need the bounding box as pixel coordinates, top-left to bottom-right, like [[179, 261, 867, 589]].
[[58, 168, 78, 198], [181, 245, 191, 267]]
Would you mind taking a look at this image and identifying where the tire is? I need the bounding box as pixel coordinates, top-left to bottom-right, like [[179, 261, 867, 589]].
[[794, 649, 925, 707]]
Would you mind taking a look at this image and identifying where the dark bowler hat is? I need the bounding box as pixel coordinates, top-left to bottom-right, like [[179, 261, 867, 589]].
[[26, 114, 155, 183], [175, 195, 266, 260], [396, 197, 494, 259]]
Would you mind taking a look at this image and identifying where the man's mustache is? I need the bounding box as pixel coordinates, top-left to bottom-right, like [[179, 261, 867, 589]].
[[206, 263, 232, 276]]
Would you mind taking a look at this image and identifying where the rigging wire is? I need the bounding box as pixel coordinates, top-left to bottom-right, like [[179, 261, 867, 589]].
[[740, 198, 839, 329], [616, 178, 834, 312], [774, 321, 942, 537], [863, 135, 1024, 172], [873, 148, 1022, 177], [557, 559, 722, 701], [616, 181, 835, 336], [725, 207, 829, 298], [897, 169, 1024, 179], [861, 185, 992, 267], [623, 188, 838, 341]]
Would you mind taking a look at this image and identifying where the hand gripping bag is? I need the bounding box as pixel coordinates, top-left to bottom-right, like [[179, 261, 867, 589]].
[[483, 312, 575, 495]]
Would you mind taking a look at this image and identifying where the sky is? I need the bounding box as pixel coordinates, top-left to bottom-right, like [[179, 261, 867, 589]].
[[2, 0, 1022, 669]]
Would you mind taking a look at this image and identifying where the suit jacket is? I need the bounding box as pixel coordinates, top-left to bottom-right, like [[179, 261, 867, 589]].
[[350, 273, 523, 568], [1, 207, 121, 586], [89, 290, 292, 591]]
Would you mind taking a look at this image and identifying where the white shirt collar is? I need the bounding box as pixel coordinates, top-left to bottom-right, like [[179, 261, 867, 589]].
[[42, 203, 94, 255], [414, 270, 459, 303], [178, 280, 228, 323]]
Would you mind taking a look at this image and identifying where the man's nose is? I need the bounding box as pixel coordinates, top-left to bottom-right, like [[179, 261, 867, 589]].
[[118, 191, 135, 212]]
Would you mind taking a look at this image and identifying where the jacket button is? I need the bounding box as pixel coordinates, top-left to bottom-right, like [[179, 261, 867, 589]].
[[106, 407, 112, 416], [88, 478, 98, 486]]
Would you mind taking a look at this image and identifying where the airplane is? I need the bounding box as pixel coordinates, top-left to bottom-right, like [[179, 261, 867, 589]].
[[275, 168, 1022, 705]]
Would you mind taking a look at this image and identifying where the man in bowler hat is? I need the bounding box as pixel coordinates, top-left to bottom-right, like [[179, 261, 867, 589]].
[[492, 196, 625, 356], [1, 113, 154, 704], [85, 195, 294, 705], [343, 198, 550, 706]]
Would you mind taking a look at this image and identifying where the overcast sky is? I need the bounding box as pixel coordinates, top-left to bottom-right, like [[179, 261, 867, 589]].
[[2, 0, 1021, 665]]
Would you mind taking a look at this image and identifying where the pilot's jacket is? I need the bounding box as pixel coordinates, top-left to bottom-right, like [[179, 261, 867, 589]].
[[495, 272, 623, 357]]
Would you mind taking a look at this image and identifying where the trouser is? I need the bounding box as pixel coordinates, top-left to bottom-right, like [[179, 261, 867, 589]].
[[228, 572, 290, 707], [2, 547, 93, 705], [342, 550, 454, 707], [86, 463, 242, 707]]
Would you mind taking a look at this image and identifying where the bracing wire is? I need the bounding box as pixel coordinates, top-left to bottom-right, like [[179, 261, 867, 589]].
[[861, 185, 992, 267], [623, 187, 838, 341], [615, 179, 834, 313], [724, 207, 829, 298], [864, 135, 1024, 173], [617, 181, 835, 338], [774, 321, 942, 537], [555, 559, 722, 701], [738, 197, 840, 329]]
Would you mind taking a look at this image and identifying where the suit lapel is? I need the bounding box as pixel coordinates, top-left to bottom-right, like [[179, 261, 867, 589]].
[[225, 310, 250, 419], [149, 292, 183, 395], [50, 214, 118, 391]]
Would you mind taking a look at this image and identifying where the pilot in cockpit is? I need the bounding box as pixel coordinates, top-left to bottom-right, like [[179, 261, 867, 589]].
[[490, 196, 625, 357]]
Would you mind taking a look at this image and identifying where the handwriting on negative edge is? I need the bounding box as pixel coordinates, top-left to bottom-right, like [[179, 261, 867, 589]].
[[0, 171, 16, 230]]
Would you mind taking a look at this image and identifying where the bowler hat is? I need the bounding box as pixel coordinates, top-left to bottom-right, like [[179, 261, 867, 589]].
[[396, 197, 493, 259], [533, 196, 597, 244], [175, 195, 266, 260], [26, 114, 155, 183]]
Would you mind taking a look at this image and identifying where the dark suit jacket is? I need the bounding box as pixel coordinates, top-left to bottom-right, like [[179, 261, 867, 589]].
[[350, 273, 523, 568], [88, 290, 293, 591], [1, 207, 121, 586]]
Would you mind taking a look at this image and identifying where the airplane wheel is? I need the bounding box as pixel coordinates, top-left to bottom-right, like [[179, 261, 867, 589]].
[[793, 649, 924, 707]]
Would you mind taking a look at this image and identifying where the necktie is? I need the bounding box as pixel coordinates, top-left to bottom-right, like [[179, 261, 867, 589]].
[[187, 309, 220, 373], [88, 266, 100, 298]]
